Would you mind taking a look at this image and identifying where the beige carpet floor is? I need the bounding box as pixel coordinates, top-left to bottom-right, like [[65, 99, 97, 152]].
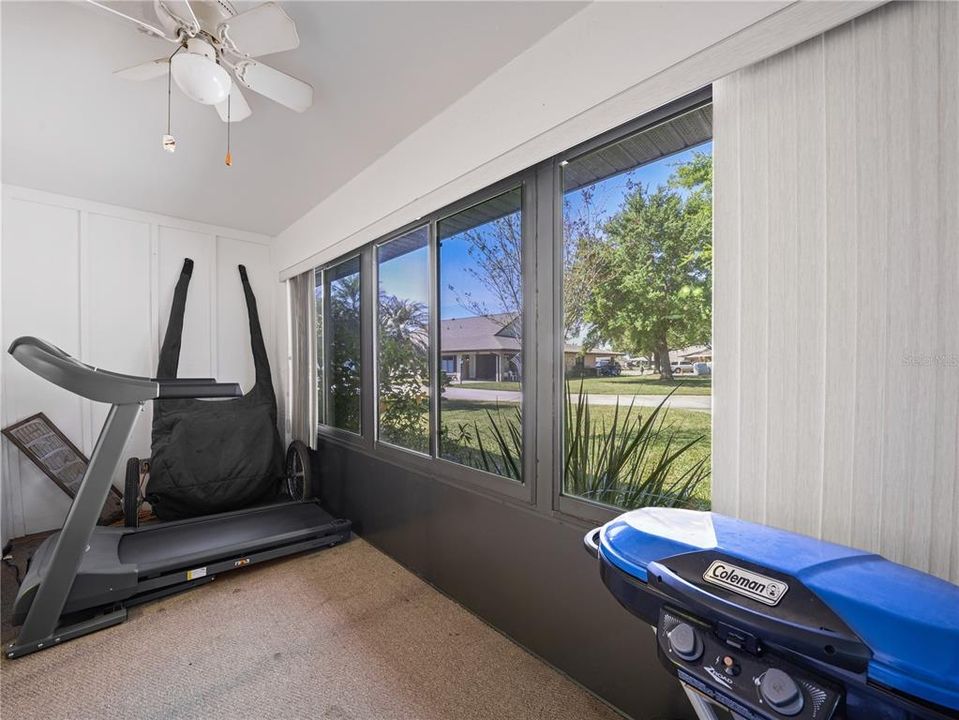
[[1, 538, 622, 720]]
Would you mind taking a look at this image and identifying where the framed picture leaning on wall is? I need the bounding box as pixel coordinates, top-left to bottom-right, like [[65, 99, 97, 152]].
[[2, 412, 123, 525]]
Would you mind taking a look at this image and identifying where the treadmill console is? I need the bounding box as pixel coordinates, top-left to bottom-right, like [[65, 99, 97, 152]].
[[657, 607, 841, 720]]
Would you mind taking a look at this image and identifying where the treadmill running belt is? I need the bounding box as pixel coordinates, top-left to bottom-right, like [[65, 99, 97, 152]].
[[119, 502, 337, 575]]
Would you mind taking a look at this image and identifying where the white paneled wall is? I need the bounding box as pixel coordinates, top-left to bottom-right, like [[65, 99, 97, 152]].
[[1, 186, 275, 542], [713, 1, 959, 582]]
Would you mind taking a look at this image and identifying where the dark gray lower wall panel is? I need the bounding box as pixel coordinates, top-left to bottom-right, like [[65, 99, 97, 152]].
[[316, 439, 694, 720]]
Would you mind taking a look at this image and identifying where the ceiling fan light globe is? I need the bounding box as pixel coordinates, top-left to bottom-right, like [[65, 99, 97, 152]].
[[171, 52, 231, 105]]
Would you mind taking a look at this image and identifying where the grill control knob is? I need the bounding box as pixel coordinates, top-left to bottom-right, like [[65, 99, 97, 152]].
[[760, 668, 804, 716], [667, 622, 703, 662]]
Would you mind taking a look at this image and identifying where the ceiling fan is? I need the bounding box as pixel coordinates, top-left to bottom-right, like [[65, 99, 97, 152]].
[[88, 1, 313, 139]]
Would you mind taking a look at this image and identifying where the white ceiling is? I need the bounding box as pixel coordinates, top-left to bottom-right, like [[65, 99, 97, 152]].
[[1, 1, 586, 235]]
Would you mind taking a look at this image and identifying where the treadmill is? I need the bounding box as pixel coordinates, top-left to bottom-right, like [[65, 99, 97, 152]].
[[5, 336, 351, 659]]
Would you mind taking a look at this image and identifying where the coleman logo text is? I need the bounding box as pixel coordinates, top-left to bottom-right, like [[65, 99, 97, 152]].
[[703, 561, 789, 606]]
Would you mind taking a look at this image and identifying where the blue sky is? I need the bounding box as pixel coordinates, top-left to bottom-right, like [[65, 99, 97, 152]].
[[378, 225, 519, 320], [564, 141, 712, 224], [378, 242, 430, 309], [378, 140, 713, 320], [439, 224, 516, 319]]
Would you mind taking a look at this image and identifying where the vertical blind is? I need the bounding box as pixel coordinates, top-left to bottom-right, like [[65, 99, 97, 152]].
[[288, 269, 315, 447], [712, 0, 959, 582]]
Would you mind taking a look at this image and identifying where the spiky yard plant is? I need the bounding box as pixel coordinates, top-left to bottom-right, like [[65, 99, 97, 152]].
[[563, 380, 709, 509], [466, 380, 709, 509]]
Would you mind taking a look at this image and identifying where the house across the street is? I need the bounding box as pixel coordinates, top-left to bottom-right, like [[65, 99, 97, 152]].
[[441, 314, 521, 382], [441, 314, 623, 381], [674, 345, 712, 364]]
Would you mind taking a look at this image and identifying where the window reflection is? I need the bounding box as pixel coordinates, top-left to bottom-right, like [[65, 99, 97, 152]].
[[438, 187, 523, 481]]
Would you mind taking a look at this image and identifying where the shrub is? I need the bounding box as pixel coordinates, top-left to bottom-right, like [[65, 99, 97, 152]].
[[462, 381, 709, 509], [564, 381, 709, 509]]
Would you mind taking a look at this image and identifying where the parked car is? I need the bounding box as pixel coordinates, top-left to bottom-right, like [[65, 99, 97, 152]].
[[596, 359, 622, 377], [672, 363, 694, 375], [692, 362, 711, 376]]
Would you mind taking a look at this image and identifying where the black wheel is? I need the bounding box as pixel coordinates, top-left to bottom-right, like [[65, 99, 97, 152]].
[[284, 441, 313, 500], [123, 457, 142, 528]]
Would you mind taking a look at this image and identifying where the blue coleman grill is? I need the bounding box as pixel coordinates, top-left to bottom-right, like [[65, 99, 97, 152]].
[[584, 509, 959, 720]]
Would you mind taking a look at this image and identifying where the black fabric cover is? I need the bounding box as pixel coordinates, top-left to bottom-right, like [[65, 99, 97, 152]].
[[145, 259, 283, 521]]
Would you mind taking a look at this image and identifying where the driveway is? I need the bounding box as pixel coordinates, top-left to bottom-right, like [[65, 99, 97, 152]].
[[443, 387, 711, 412]]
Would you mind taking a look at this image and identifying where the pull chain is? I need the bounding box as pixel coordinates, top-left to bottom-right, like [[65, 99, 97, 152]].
[[163, 45, 183, 153], [225, 93, 233, 166], [166, 58, 172, 132]]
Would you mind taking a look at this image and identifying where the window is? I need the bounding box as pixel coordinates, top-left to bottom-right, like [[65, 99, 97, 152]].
[[438, 187, 523, 481], [326, 255, 362, 434], [376, 226, 431, 454], [561, 105, 713, 511], [306, 90, 711, 515]]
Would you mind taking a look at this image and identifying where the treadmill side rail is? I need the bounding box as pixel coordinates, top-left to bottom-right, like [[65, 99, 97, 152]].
[[6, 609, 129, 660]]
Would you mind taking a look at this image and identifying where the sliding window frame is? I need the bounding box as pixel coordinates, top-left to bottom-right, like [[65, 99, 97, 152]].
[[316, 250, 372, 450], [548, 86, 714, 525], [429, 172, 537, 505], [371, 220, 434, 460], [330, 171, 536, 506]]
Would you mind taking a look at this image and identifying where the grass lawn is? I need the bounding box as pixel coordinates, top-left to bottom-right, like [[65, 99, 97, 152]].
[[458, 374, 711, 396], [439, 399, 711, 505]]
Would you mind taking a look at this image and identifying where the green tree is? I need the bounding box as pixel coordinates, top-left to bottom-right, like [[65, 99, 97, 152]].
[[329, 273, 361, 430], [585, 153, 712, 379], [377, 294, 430, 452], [563, 188, 606, 343], [324, 273, 434, 447], [670, 151, 713, 270]]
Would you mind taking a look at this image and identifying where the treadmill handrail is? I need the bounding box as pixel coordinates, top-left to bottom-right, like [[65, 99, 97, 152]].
[[9, 336, 158, 404], [157, 380, 241, 399], [8, 337, 242, 404]]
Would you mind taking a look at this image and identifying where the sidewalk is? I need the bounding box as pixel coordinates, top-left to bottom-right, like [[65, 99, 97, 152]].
[[443, 387, 711, 412]]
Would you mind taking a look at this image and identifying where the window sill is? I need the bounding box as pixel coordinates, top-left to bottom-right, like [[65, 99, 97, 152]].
[[554, 493, 620, 528], [316, 431, 535, 506], [313, 428, 644, 536], [317, 424, 369, 452]]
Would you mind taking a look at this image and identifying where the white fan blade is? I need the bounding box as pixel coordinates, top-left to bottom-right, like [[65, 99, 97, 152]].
[[217, 2, 299, 58], [155, 1, 200, 36], [214, 85, 252, 123], [85, 1, 178, 42], [233, 60, 312, 112], [114, 57, 169, 81]]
